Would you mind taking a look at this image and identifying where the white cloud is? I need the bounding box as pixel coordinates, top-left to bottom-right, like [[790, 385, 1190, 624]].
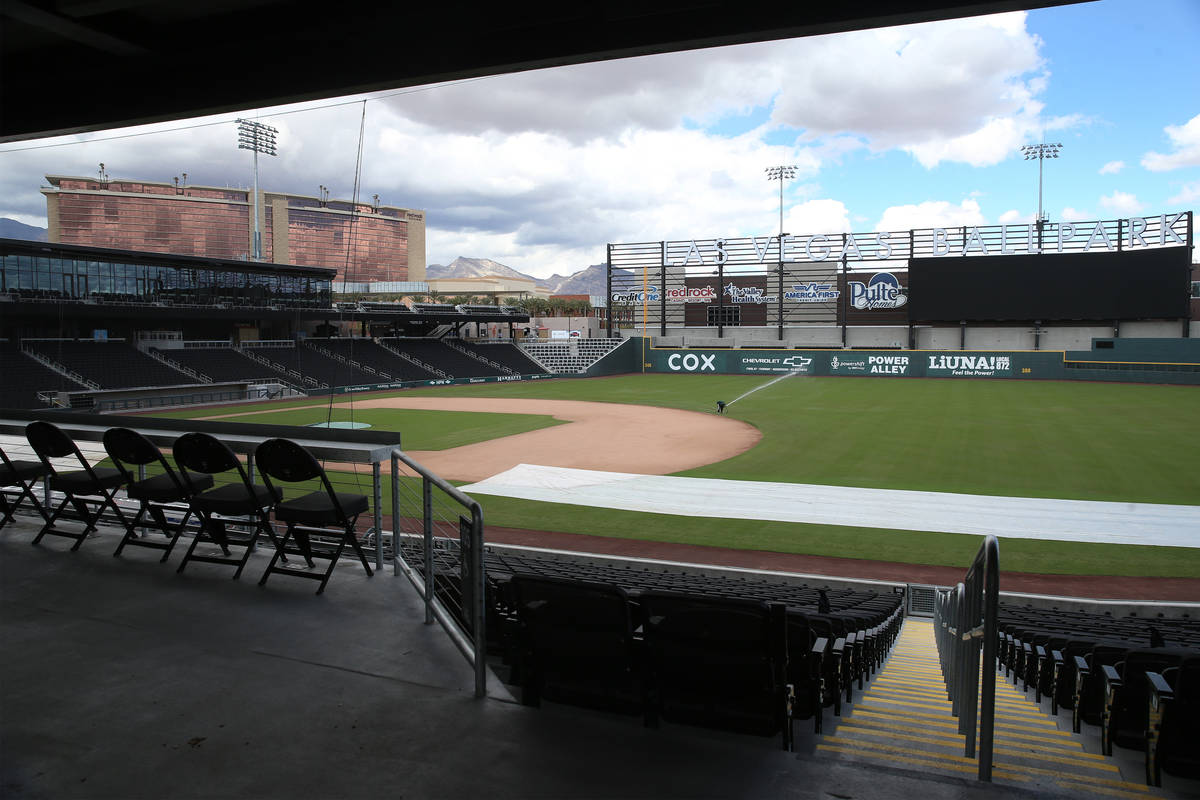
[[1060, 206, 1093, 222], [1098, 160, 1124, 175], [1099, 190, 1144, 216], [1141, 113, 1200, 172], [875, 199, 985, 231], [1167, 181, 1200, 205], [783, 199, 851, 236], [998, 209, 1034, 224]]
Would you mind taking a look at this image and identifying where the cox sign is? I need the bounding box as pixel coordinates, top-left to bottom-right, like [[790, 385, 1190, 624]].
[[667, 353, 717, 372]]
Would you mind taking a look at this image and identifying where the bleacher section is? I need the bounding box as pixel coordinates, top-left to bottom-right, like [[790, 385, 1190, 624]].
[[152, 346, 300, 386], [520, 338, 624, 374], [240, 342, 381, 389], [306, 337, 440, 383], [0, 340, 88, 408], [454, 340, 548, 375], [24, 340, 199, 390]]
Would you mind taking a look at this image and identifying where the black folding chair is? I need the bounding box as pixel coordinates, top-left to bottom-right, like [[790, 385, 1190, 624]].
[[254, 437, 374, 595], [173, 432, 281, 580], [25, 421, 131, 550], [102, 427, 215, 561], [1, 445, 50, 529]]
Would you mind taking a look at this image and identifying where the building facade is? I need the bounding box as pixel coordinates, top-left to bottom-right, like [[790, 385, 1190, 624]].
[[42, 175, 425, 283]]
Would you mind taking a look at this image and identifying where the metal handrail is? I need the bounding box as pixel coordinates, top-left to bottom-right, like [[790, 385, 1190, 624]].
[[389, 448, 487, 699], [934, 535, 999, 781]]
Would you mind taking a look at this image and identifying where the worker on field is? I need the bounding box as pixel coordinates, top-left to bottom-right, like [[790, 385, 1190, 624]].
[[716, 400, 726, 414]]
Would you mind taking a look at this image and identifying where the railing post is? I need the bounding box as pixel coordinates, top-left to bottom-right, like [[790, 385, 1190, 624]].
[[471, 502, 486, 698], [391, 454, 401, 578], [422, 477, 434, 625], [372, 461, 383, 570], [978, 536, 1000, 782]]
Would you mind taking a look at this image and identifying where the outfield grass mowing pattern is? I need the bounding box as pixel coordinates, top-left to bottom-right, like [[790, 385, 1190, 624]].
[[158, 375, 1200, 577]]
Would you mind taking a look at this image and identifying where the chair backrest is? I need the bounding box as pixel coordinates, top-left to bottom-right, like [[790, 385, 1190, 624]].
[[25, 421, 88, 477], [172, 432, 252, 497], [104, 427, 181, 488], [255, 438, 323, 483], [254, 437, 347, 515]]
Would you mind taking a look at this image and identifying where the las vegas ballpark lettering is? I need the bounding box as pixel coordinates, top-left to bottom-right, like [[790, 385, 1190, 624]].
[[656, 213, 1187, 266]]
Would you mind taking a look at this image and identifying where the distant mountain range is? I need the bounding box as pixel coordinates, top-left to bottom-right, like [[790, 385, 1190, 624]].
[[0, 218, 619, 295], [0, 218, 48, 241], [426, 257, 621, 296]]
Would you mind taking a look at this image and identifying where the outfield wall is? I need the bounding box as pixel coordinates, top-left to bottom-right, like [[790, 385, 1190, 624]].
[[632, 337, 1200, 385]]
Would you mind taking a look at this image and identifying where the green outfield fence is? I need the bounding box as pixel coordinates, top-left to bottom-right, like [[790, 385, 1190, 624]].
[[616, 337, 1200, 385]]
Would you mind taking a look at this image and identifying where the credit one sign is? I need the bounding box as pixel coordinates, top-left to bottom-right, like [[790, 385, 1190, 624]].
[[638, 212, 1190, 267]]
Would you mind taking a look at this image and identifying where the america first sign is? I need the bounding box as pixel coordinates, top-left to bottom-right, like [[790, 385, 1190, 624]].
[[647, 212, 1190, 268]]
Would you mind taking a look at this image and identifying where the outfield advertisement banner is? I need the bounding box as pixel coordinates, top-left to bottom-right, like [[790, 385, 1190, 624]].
[[324, 372, 560, 395], [652, 348, 1060, 378]]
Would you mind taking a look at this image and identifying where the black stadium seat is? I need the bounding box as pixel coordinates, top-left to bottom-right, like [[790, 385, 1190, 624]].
[[510, 573, 644, 714], [640, 592, 793, 750]]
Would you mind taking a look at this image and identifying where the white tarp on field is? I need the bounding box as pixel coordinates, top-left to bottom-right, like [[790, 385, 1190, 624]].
[[460, 464, 1200, 549]]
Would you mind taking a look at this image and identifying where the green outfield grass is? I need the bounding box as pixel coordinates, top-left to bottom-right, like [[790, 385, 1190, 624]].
[[162, 404, 565, 451], [159, 374, 1200, 577]]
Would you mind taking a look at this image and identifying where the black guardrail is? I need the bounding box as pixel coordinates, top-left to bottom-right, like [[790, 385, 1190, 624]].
[[934, 535, 1000, 781]]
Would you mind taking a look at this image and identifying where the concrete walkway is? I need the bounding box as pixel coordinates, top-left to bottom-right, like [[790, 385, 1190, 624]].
[[2, 519, 1056, 800]]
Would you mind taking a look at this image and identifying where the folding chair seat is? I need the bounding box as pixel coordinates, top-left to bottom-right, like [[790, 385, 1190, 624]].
[[254, 437, 374, 594], [25, 421, 130, 550], [102, 427, 215, 561], [1, 446, 50, 529], [173, 432, 281, 580]]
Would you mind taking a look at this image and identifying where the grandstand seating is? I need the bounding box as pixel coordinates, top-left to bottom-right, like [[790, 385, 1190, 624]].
[[241, 342, 382, 388], [453, 340, 548, 375], [996, 602, 1200, 784], [0, 341, 87, 408], [384, 339, 498, 378], [24, 340, 198, 390], [306, 338, 430, 382], [520, 338, 624, 374], [1146, 656, 1200, 785], [399, 538, 903, 744], [151, 347, 299, 386]]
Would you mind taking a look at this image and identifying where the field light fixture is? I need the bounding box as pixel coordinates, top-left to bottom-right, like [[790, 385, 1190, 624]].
[[765, 165, 798, 247], [236, 118, 279, 260], [1019, 141, 1062, 235]]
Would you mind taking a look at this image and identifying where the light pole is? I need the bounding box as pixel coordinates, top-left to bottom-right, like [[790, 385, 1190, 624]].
[[1019, 141, 1062, 252], [236, 119, 278, 261], [765, 165, 797, 341], [765, 165, 798, 243]]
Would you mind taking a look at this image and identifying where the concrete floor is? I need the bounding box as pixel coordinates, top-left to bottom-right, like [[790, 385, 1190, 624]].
[[0, 518, 1107, 800]]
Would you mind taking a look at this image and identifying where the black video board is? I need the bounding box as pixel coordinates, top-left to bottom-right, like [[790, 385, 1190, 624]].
[[908, 248, 1190, 322]]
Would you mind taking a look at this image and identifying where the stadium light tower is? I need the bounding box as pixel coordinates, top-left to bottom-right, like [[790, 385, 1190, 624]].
[[1019, 141, 1062, 251], [765, 165, 798, 243], [236, 119, 278, 261]]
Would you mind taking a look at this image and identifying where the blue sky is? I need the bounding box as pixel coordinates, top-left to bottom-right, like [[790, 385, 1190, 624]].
[[1, 0, 1196, 278]]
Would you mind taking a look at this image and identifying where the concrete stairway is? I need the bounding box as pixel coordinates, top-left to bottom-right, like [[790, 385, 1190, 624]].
[[816, 617, 1164, 798]]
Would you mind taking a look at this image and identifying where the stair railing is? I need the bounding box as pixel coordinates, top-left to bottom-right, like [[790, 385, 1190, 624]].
[[934, 534, 999, 782]]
